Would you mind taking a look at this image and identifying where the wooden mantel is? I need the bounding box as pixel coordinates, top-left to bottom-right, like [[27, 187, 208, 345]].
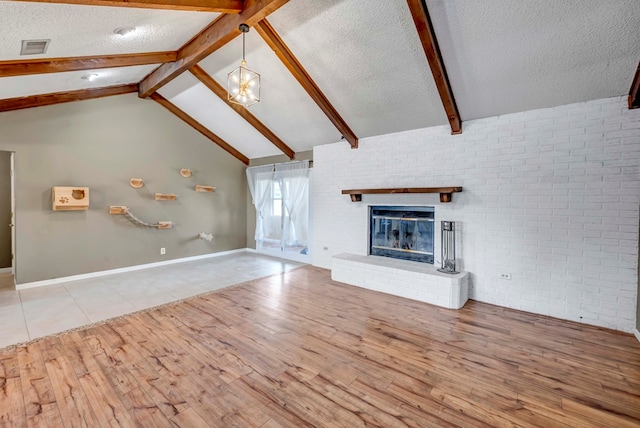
[[342, 187, 462, 203]]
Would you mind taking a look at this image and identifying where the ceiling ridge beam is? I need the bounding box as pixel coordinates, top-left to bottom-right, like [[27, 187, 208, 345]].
[[629, 60, 640, 109], [12, 0, 244, 13], [150, 93, 249, 165], [254, 19, 359, 149], [139, 0, 289, 98], [0, 84, 137, 113], [0, 52, 177, 78], [189, 65, 295, 160], [407, 0, 462, 135]]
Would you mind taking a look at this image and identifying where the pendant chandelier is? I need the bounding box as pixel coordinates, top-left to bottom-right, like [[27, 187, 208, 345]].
[[227, 23, 260, 107]]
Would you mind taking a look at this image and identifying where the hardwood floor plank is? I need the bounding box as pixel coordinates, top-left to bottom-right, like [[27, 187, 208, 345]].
[[44, 356, 99, 428], [77, 370, 136, 427], [16, 343, 65, 427], [1, 266, 639, 426], [0, 376, 26, 427]]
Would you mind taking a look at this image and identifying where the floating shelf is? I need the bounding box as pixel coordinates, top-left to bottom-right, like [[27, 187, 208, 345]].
[[52, 186, 89, 211], [129, 178, 144, 189], [155, 193, 177, 201], [109, 206, 173, 229], [195, 185, 215, 193], [342, 187, 462, 203]]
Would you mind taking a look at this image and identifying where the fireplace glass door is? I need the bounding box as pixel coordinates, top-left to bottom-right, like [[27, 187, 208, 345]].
[[370, 206, 434, 263]]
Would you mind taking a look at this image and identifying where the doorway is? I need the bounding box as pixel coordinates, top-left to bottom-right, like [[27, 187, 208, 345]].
[[0, 151, 15, 284], [247, 161, 311, 264]]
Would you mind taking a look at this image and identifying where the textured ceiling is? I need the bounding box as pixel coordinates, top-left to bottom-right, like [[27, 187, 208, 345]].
[[427, 0, 640, 120], [197, 29, 343, 154], [0, 2, 218, 59], [158, 72, 284, 159], [0, 64, 158, 98], [0, 0, 638, 161], [267, 0, 449, 137]]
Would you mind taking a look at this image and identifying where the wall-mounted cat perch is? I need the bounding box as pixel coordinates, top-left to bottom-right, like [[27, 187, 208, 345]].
[[195, 185, 215, 192], [109, 206, 173, 229], [52, 186, 89, 211], [129, 178, 144, 189], [155, 193, 177, 201]]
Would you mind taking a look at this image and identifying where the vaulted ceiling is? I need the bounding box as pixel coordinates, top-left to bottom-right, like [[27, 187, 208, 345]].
[[1, 0, 639, 164]]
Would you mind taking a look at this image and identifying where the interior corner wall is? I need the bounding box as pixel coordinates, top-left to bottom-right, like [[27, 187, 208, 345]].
[[0, 93, 247, 284], [312, 96, 640, 333], [246, 150, 313, 249], [0, 151, 12, 268]]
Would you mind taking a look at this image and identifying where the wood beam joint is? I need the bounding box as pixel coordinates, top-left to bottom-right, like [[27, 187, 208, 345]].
[[139, 0, 289, 98]]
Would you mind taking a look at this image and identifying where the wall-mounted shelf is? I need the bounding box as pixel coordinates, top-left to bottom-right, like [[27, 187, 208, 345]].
[[342, 187, 462, 203], [155, 193, 177, 201], [52, 186, 89, 211], [195, 185, 215, 193]]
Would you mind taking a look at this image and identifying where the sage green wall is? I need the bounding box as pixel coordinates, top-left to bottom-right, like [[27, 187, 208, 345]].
[[0, 94, 247, 284], [246, 150, 313, 249], [0, 152, 11, 268]]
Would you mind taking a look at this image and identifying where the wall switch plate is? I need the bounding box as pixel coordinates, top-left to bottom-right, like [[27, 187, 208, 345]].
[[160, 247, 166, 255], [500, 273, 511, 280]]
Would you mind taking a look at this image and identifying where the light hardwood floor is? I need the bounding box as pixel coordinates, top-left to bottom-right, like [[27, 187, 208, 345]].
[[1, 265, 639, 427]]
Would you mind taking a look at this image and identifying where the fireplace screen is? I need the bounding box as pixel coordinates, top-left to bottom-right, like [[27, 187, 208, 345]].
[[369, 206, 435, 263]]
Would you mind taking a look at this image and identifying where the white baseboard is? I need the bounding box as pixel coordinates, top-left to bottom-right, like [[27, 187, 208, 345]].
[[634, 329, 640, 344], [0, 267, 12, 274], [16, 248, 250, 290]]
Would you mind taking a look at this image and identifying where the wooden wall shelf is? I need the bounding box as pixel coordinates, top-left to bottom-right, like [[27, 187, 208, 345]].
[[155, 193, 177, 201], [52, 186, 89, 211], [195, 185, 215, 193], [342, 187, 462, 203]]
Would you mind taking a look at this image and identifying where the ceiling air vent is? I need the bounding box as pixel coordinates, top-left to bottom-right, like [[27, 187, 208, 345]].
[[20, 39, 50, 55]]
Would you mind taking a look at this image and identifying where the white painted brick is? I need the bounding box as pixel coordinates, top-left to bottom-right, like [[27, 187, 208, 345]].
[[313, 96, 639, 332]]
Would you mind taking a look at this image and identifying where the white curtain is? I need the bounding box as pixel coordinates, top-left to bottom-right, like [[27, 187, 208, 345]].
[[275, 160, 309, 246], [246, 165, 274, 241]]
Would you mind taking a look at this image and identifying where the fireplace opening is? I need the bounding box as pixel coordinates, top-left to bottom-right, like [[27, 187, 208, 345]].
[[369, 206, 435, 264]]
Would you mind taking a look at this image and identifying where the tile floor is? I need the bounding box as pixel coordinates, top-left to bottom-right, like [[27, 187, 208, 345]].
[[0, 252, 303, 349]]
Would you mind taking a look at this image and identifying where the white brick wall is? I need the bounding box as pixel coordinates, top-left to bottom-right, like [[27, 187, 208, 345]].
[[312, 96, 640, 332]]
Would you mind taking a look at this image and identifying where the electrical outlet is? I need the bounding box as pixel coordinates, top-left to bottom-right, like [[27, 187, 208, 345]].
[[500, 273, 511, 280], [160, 247, 166, 255]]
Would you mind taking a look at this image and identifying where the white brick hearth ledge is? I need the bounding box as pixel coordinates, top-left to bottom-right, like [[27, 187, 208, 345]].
[[332, 253, 469, 309]]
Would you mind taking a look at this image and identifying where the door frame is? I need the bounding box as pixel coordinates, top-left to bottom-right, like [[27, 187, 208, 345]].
[[10, 152, 15, 279]]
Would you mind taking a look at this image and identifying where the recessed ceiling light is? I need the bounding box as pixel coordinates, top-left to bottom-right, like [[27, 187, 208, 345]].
[[113, 26, 136, 37], [81, 73, 99, 82]]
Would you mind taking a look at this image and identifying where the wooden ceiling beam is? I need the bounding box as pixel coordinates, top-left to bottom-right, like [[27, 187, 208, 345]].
[[190, 65, 295, 159], [0, 52, 176, 78], [629, 60, 640, 109], [139, 0, 289, 98], [150, 93, 249, 165], [407, 0, 462, 135], [11, 0, 244, 13], [0, 84, 137, 113], [254, 19, 359, 149]]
